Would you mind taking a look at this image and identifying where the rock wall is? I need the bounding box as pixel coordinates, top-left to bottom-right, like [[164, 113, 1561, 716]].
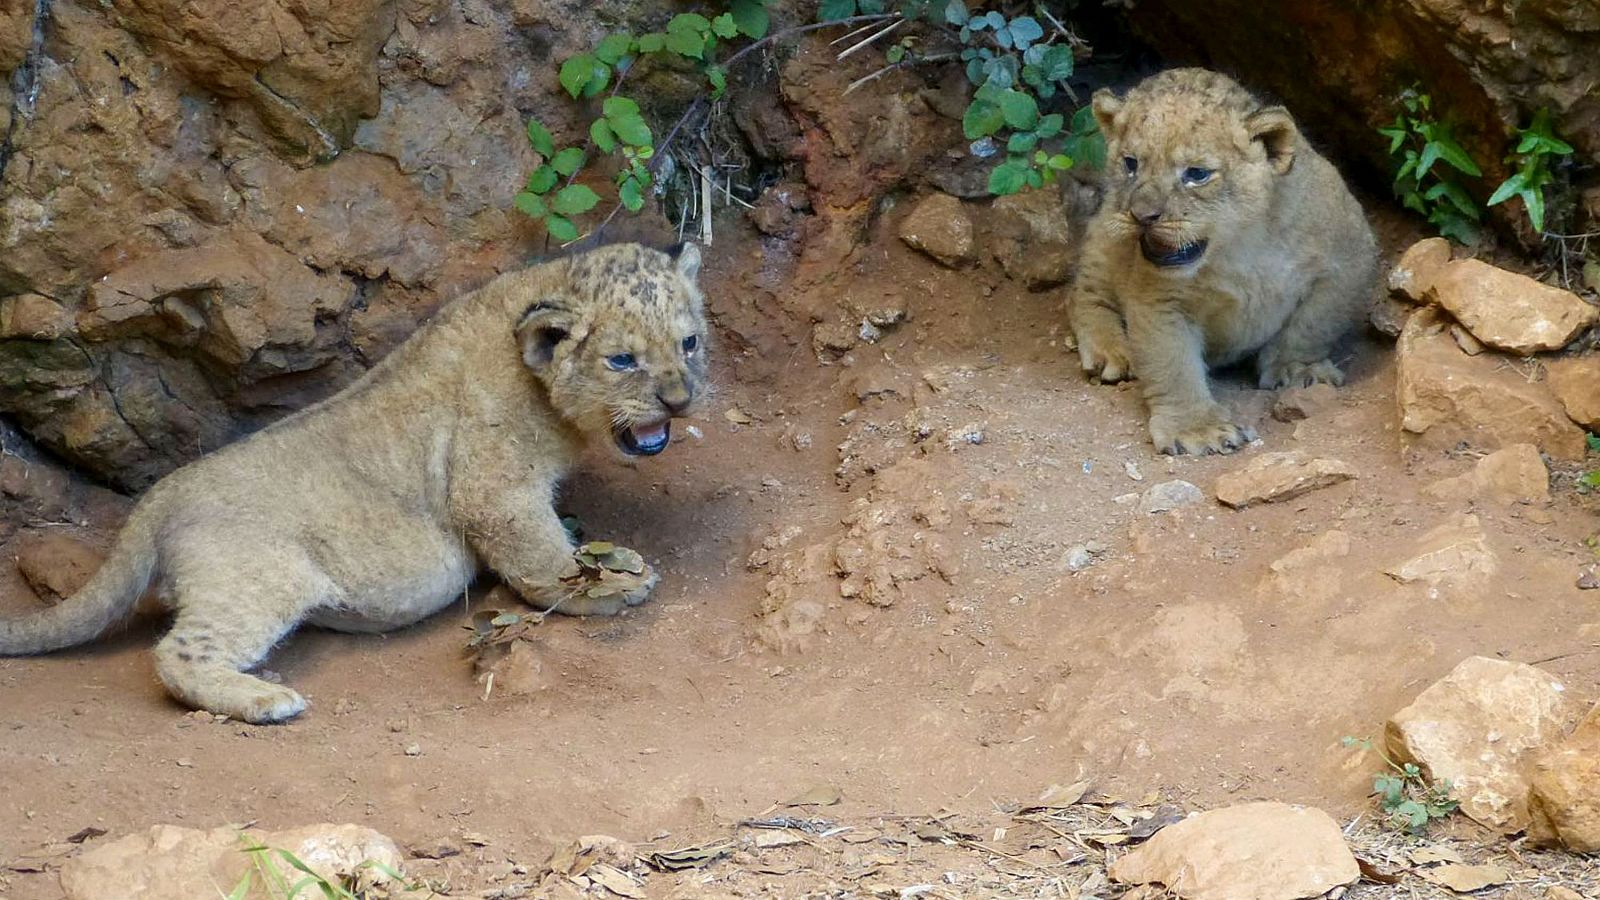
[[0, 0, 654, 489], [1126, 0, 1600, 239]]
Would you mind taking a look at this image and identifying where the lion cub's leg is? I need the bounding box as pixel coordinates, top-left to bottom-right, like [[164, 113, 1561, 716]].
[[1068, 272, 1134, 383], [1256, 270, 1368, 390], [152, 545, 323, 724], [1126, 301, 1257, 455]]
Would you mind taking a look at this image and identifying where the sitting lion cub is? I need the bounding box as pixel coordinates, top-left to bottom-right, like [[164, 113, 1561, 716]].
[[1069, 68, 1377, 455], [0, 243, 708, 723]]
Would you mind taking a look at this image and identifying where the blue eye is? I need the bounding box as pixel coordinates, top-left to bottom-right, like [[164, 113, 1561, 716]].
[[1123, 156, 1138, 176], [606, 353, 637, 372], [682, 334, 699, 354], [1182, 166, 1215, 186]]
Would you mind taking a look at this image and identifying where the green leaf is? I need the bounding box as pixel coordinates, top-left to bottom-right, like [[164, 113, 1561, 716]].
[[1520, 188, 1546, 232], [619, 176, 645, 212], [961, 100, 1004, 139], [609, 112, 652, 147], [943, 0, 967, 24], [526, 118, 554, 158], [550, 147, 586, 177], [1007, 132, 1037, 153], [637, 32, 665, 53], [1070, 104, 1097, 135], [526, 164, 558, 194], [998, 89, 1039, 130], [1036, 113, 1064, 138], [558, 54, 595, 99], [987, 159, 1030, 195], [1433, 137, 1481, 176], [1047, 153, 1072, 170], [1039, 45, 1074, 82], [711, 12, 739, 38], [603, 96, 640, 118], [1587, 433, 1600, 453], [1378, 125, 1406, 155], [1486, 171, 1526, 206], [667, 13, 711, 35], [551, 184, 601, 216], [1416, 142, 1442, 180], [1007, 15, 1043, 50], [665, 29, 705, 58], [819, 0, 857, 20], [730, 0, 770, 38], [707, 65, 727, 97], [1425, 181, 1478, 217], [887, 43, 906, 64], [544, 214, 580, 242], [590, 118, 617, 153], [594, 33, 633, 65]]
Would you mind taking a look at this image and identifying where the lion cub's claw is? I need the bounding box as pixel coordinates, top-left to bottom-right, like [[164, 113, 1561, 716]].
[[1259, 359, 1344, 391], [1151, 412, 1257, 456], [1077, 337, 1134, 384]]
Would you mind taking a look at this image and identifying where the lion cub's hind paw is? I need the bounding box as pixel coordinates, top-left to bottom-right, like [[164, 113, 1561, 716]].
[[1259, 359, 1344, 391], [1151, 414, 1257, 456]]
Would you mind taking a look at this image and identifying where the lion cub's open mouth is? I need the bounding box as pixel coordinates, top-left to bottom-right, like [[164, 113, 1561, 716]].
[[1140, 235, 1208, 268], [614, 419, 672, 456]]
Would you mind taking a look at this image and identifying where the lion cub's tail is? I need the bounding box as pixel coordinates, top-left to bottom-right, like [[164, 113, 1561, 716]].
[[0, 505, 162, 656]]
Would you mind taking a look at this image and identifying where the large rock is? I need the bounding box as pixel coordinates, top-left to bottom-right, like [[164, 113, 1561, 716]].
[[60, 823, 406, 899], [1428, 259, 1598, 354], [1396, 309, 1587, 461], [1384, 513, 1497, 589], [988, 187, 1074, 288], [1108, 802, 1359, 900], [1421, 443, 1550, 506], [13, 532, 106, 603], [1528, 704, 1600, 852], [1213, 452, 1355, 509], [1388, 237, 1451, 304], [898, 193, 975, 268], [1545, 355, 1600, 430], [1385, 656, 1579, 833]]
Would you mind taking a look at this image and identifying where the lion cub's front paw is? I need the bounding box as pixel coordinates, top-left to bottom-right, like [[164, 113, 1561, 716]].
[[557, 543, 659, 616], [1258, 359, 1344, 391], [1077, 334, 1134, 383], [1150, 409, 1258, 456]]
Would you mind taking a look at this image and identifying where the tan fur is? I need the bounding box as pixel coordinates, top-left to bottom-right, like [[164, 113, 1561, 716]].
[[1068, 68, 1377, 454], [0, 243, 709, 723]]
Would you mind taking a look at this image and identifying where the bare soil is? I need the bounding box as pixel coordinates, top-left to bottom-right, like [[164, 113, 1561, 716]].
[[2, 205, 1598, 898]]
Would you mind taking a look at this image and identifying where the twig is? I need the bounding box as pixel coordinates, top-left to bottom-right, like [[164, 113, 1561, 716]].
[[722, 13, 900, 70], [844, 53, 958, 95], [837, 18, 902, 61]]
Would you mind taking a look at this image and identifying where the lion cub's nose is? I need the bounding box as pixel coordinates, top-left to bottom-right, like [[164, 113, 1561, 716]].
[[657, 376, 693, 416], [1132, 207, 1163, 227]]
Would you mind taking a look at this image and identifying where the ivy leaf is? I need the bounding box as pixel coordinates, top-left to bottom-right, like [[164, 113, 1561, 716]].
[[819, 0, 857, 20], [711, 12, 739, 38], [998, 89, 1039, 130], [526, 118, 555, 158], [544, 214, 579, 243], [987, 159, 1030, 195], [1520, 188, 1546, 232], [619, 176, 645, 212], [730, 0, 770, 38], [1416, 142, 1442, 180], [961, 100, 1004, 139], [1424, 180, 1476, 217], [594, 33, 633, 65], [665, 29, 706, 58], [943, 0, 967, 25], [1007, 15, 1043, 50], [590, 118, 617, 153], [1378, 125, 1406, 155], [707, 65, 727, 98], [667, 13, 712, 35], [1432, 137, 1481, 177], [551, 147, 587, 177], [513, 192, 547, 218], [558, 54, 596, 99], [637, 32, 666, 53], [526, 164, 559, 194], [550, 184, 601, 216], [1486, 171, 1526, 207]]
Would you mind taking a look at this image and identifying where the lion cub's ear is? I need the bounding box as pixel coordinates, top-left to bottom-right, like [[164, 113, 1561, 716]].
[[1246, 106, 1298, 175], [671, 242, 701, 284], [1091, 88, 1124, 137], [515, 302, 579, 370]]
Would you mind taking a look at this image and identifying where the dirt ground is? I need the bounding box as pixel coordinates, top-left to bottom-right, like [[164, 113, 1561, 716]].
[[2, 197, 1599, 898]]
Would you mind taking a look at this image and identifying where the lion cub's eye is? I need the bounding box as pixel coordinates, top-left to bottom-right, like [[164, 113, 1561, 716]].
[[1182, 166, 1215, 186], [606, 353, 638, 372], [682, 334, 699, 355], [1123, 156, 1139, 176]]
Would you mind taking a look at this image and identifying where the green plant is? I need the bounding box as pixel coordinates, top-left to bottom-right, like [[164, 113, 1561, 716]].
[[226, 839, 412, 900], [1487, 107, 1574, 234], [1379, 88, 1483, 244], [516, 1, 1099, 243], [1342, 736, 1459, 835], [1579, 432, 1600, 493]]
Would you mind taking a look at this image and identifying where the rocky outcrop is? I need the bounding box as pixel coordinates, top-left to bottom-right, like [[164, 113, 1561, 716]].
[[1427, 259, 1597, 355], [1529, 704, 1600, 853]]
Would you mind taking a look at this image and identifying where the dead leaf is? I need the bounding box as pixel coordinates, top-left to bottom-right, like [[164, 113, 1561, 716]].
[[782, 784, 842, 807], [1356, 857, 1401, 885], [754, 831, 805, 848], [1025, 780, 1091, 810], [587, 863, 644, 898], [724, 408, 754, 425], [1126, 805, 1184, 841], [1411, 845, 1467, 866], [646, 841, 732, 871], [1421, 863, 1508, 892], [64, 827, 107, 844]]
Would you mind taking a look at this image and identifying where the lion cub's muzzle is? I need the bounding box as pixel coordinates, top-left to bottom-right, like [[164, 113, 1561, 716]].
[[613, 378, 698, 457]]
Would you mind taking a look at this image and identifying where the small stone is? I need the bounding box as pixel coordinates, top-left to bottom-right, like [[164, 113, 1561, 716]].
[[1545, 355, 1600, 430], [404, 743, 422, 757], [1396, 309, 1587, 460], [1107, 802, 1358, 900], [1213, 452, 1355, 508], [1579, 564, 1599, 591], [1421, 443, 1550, 506], [1369, 295, 1413, 338], [811, 322, 857, 355], [1428, 258, 1599, 354], [1529, 704, 1600, 852], [898, 193, 975, 267], [1124, 460, 1145, 481], [1138, 480, 1204, 515], [1385, 656, 1578, 832], [1384, 514, 1498, 589], [1388, 237, 1452, 303], [1270, 384, 1338, 422]]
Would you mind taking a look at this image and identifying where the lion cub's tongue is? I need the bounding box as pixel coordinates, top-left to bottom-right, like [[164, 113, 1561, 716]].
[[630, 421, 669, 449]]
